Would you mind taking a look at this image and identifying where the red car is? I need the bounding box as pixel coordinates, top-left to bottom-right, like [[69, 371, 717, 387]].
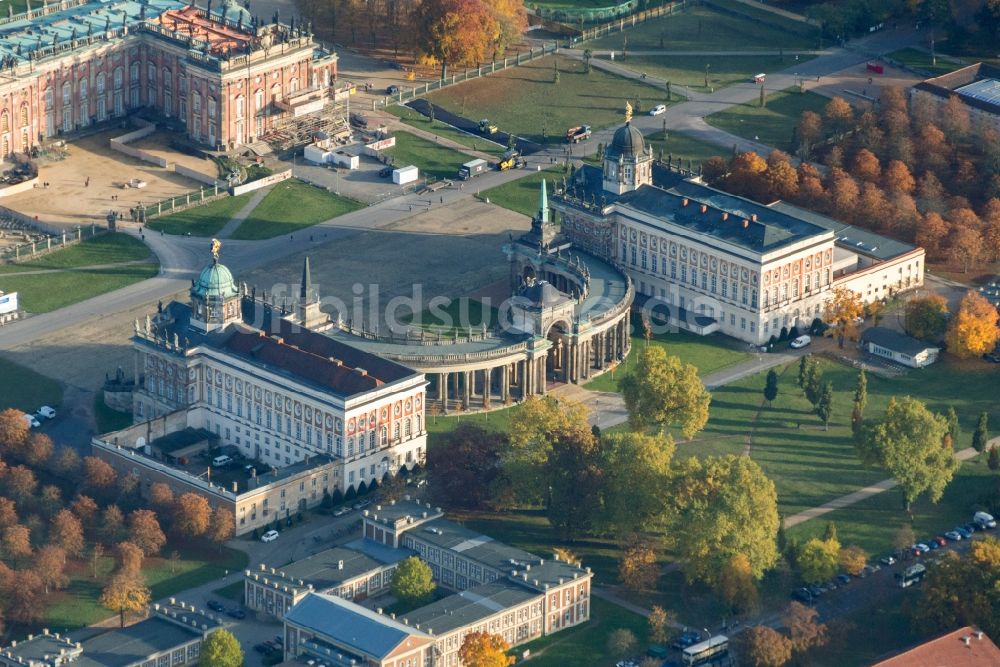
[[932, 536, 948, 547]]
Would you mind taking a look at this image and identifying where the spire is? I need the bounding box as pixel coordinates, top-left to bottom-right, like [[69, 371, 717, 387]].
[[538, 178, 549, 224], [300, 256, 312, 302]]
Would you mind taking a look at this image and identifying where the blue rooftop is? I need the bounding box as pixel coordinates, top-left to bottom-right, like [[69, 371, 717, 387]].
[[284, 593, 428, 660]]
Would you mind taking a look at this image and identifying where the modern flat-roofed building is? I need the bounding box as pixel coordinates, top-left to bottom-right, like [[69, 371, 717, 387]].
[[0, 599, 224, 667], [911, 63, 1000, 134], [0, 0, 339, 155], [859, 326, 940, 368], [246, 538, 414, 619]]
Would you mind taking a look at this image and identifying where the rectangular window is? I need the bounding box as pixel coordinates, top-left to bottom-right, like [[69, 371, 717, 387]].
[[670, 260, 677, 279], [680, 266, 687, 283]]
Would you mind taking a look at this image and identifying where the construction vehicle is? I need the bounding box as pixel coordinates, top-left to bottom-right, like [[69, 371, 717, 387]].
[[496, 149, 525, 171], [458, 158, 489, 180], [565, 125, 592, 143], [478, 118, 498, 135]]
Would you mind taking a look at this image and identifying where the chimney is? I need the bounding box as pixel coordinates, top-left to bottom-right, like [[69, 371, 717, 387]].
[[700, 204, 708, 214], [977, 631, 985, 640], [377, 608, 383, 615], [721, 212, 729, 221], [355, 368, 368, 376], [963, 636, 971, 647], [751, 213, 758, 222], [743, 219, 749, 229], [682, 198, 689, 206], [338, 560, 344, 570]]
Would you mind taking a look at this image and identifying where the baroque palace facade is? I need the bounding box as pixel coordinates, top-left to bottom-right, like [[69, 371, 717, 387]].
[[552, 119, 926, 345], [0, 0, 337, 155]]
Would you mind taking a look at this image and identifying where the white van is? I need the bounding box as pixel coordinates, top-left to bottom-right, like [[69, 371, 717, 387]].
[[974, 511, 996, 529], [212, 455, 233, 468], [790, 335, 812, 349]]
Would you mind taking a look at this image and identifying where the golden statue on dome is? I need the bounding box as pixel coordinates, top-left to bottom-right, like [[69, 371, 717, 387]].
[[625, 101, 633, 123], [211, 238, 222, 261]]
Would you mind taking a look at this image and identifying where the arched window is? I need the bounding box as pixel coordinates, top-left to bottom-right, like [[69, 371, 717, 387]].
[[192, 91, 201, 115], [79, 78, 88, 99], [114, 67, 123, 89], [96, 73, 106, 95], [289, 78, 298, 94], [163, 68, 172, 90], [62, 82, 72, 105], [235, 95, 244, 118], [129, 62, 139, 82], [147, 63, 156, 85], [255, 89, 264, 114], [178, 74, 187, 95]]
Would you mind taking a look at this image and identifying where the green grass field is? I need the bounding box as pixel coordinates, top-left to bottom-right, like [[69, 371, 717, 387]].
[[706, 87, 829, 151], [0, 356, 63, 412], [606, 53, 815, 92], [584, 322, 752, 392], [0, 233, 159, 314], [588, 6, 818, 51], [147, 193, 253, 236], [646, 130, 729, 166], [887, 47, 965, 76], [94, 394, 133, 434], [403, 297, 499, 335], [427, 55, 681, 145], [385, 105, 507, 158], [708, 0, 818, 36], [213, 580, 246, 602], [44, 545, 248, 630], [478, 166, 566, 217], [384, 131, 475, 181], [232, 180, 364, 240]]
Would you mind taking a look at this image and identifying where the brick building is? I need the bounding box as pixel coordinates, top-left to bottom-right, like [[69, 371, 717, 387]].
[[0, 0, 337, 155]]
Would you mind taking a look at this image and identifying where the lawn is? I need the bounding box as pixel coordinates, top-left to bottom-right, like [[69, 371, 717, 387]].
[[0, 263, 160, 313], [385, 105, 507, 158], [94, 394, 133, 434], [0, 356, 63, 412], [231, 180, 364, 240], [708, 0, 819, 37], [606, 54, 816, 92], [384, 131, 475, 182], [478, 166, 566, 217], [146, 193, 253, 236], [706, 87, 829, 151], [213, 580, 246, 602], [0, 232, 151, 271], [646, 130, 729, 167], [402, 297, 498, 335], [587, 6, 818, 51], [427, 55, 681, 145], [513, 597, 649, 666], [887, 47, 965, 76], [44, 545, 248, 630], [583, 319, 752, 392]]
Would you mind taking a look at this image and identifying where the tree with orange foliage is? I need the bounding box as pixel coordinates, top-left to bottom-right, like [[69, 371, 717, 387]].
[[7, 569, 44, 624], [82, 456, 117, 493], [855, 182, 891, 231], [5, 465, 36, 504], [826, 169, 859, 220], [127, 509, 166, 557], [795, 111, 822, 157], [850, 148, 881, 183], [0, 408, 28, 453], [36, 545, 69, 594], [23, 432, 53, 467], [728, 151, 768, 199], [2, 524, 32, 564], [942, 94, 971, 140], [115, 540, 145, 575], [416, 0, 525, 80], [890, 192, 921, 240], [822, 288, 864, 349], [148, 482, 174, 510], [0, 498, 16, 530], [917, 171, 947, 214], [916, 124, 949, 174], [982, 199, 1000, 260], [883, 160, 915, 194], [618, 537, 659, 591], [206, 508, 235, 550], [824, 97, 854, 135], [945, 291, 1000, 359], [458, 631, 514, 667], [764, 150, 799, 201], [70, 494, 99, 526], [172, 493, 211, 537], [51, 508, 85, 556], [949, 225, 985, 273]]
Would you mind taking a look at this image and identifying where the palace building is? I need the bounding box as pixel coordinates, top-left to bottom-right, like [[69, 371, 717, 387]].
[[92, 244, 427, 534], [551, 118, 925, 345], [0, 0, 338, 155]]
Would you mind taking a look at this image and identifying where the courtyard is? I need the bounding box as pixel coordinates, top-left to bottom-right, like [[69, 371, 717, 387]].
[[1, 130, 216, 229]]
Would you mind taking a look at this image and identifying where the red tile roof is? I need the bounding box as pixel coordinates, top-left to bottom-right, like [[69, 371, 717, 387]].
[[873, 627, 1000, 667]]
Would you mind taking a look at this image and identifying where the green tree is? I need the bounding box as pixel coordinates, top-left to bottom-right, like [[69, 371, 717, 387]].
[[670, 455, 779, 584], [914, 538, 1000, 638], [804, 359, 823, 406], [989, 446, 1000, 471], [764, 370, 779, 406], [100, 572, 151, 627], [546, 430, 603, 540], [823, 521, 838, 543], [851, 400, 864, 439], [505, 397, 591, 504], [647, 606, 671, 645], [856, 397, 957, 510], [946, 406, 961, 446], [620, 346, 711, 439], [391, 556, 435, 606], [428, 424, 509, 510], [717, 553, 760, 615], [599, 431, 674, 535], [199, 629, 244, 667], [973, 412, 990, 455], [797, 355, 810, 388], [904, 295, 949, 341], [607, 628, 638, 659], [816, 381, 834, 430], [854, 369, 867, 410], [797, 537, 840, 584]]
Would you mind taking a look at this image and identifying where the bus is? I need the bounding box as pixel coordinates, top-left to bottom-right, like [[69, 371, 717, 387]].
[[896, 563, 927, 588], [682, 635, 729, 666]]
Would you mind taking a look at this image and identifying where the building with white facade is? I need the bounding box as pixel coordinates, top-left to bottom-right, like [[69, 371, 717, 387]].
[[551, 120, 925, 344], [92, 245, 427, 534]]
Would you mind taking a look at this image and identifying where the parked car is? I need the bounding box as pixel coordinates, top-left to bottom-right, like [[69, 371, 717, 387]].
[[836, 574, 852, 585], [207, 600, 226, 612], [649, 104, 667, 116], [860, 564, 880, 577], [879, 555, 897, 566], [253, 643, 272, 654], [333, 507, 350, 517], [378, 165, 393, 178], [955, 526, 973, 539], [37, 406, 56, 419], [261, 529, 279, 543], [807, 584, 825, 598], [790, 335, 812, 349], [227, 608, 246, 619], [912, 543, 930, 556], [22, 413, 40, 429], [963, 523, 979, 534], [792, 587, 813, 603], [931, 536, 947, 547], [974, 511, 997, 529], [386, 85, 399, 95], [925, 540, 940, 551], [945, 530, 963, 541], [671, 631, 700, 650], [825, 580, 838, 591]]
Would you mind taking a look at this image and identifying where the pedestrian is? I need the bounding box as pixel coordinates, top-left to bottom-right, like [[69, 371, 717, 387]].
[[439, 195, 443, 204], [85, 177, 90, 187], [409, 204, 412, 211]]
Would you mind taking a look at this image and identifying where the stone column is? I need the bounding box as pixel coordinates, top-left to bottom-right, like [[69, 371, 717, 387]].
[[538, 355, 547, 394], [452, 372, 460, 410], [463, 371, 471, 409], [524, 359, 533, 397], [502, 364, 510, 403], [439, 373, 448, 414]]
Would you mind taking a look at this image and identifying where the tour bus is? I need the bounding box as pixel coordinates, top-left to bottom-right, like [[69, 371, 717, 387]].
[[682, 635, 729, 666], [896, 563, 927, 588]]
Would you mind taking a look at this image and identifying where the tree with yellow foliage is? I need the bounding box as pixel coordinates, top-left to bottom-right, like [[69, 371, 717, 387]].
[[458, 631, 514, 667], [945, 291, 1000, 359], [822, 287, 864, 348]]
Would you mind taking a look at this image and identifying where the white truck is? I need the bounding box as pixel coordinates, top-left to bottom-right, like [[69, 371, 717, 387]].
[[458, 158, 489, 180], [974, 511, 996, 529]]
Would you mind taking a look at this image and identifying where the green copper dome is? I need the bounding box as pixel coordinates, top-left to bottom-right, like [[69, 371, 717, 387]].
[[191, 259, 238, 301]]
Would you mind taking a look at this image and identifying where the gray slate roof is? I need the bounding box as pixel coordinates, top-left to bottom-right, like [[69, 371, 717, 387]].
[[861, 327, 938, 356], [284, 592, 426, 659]]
